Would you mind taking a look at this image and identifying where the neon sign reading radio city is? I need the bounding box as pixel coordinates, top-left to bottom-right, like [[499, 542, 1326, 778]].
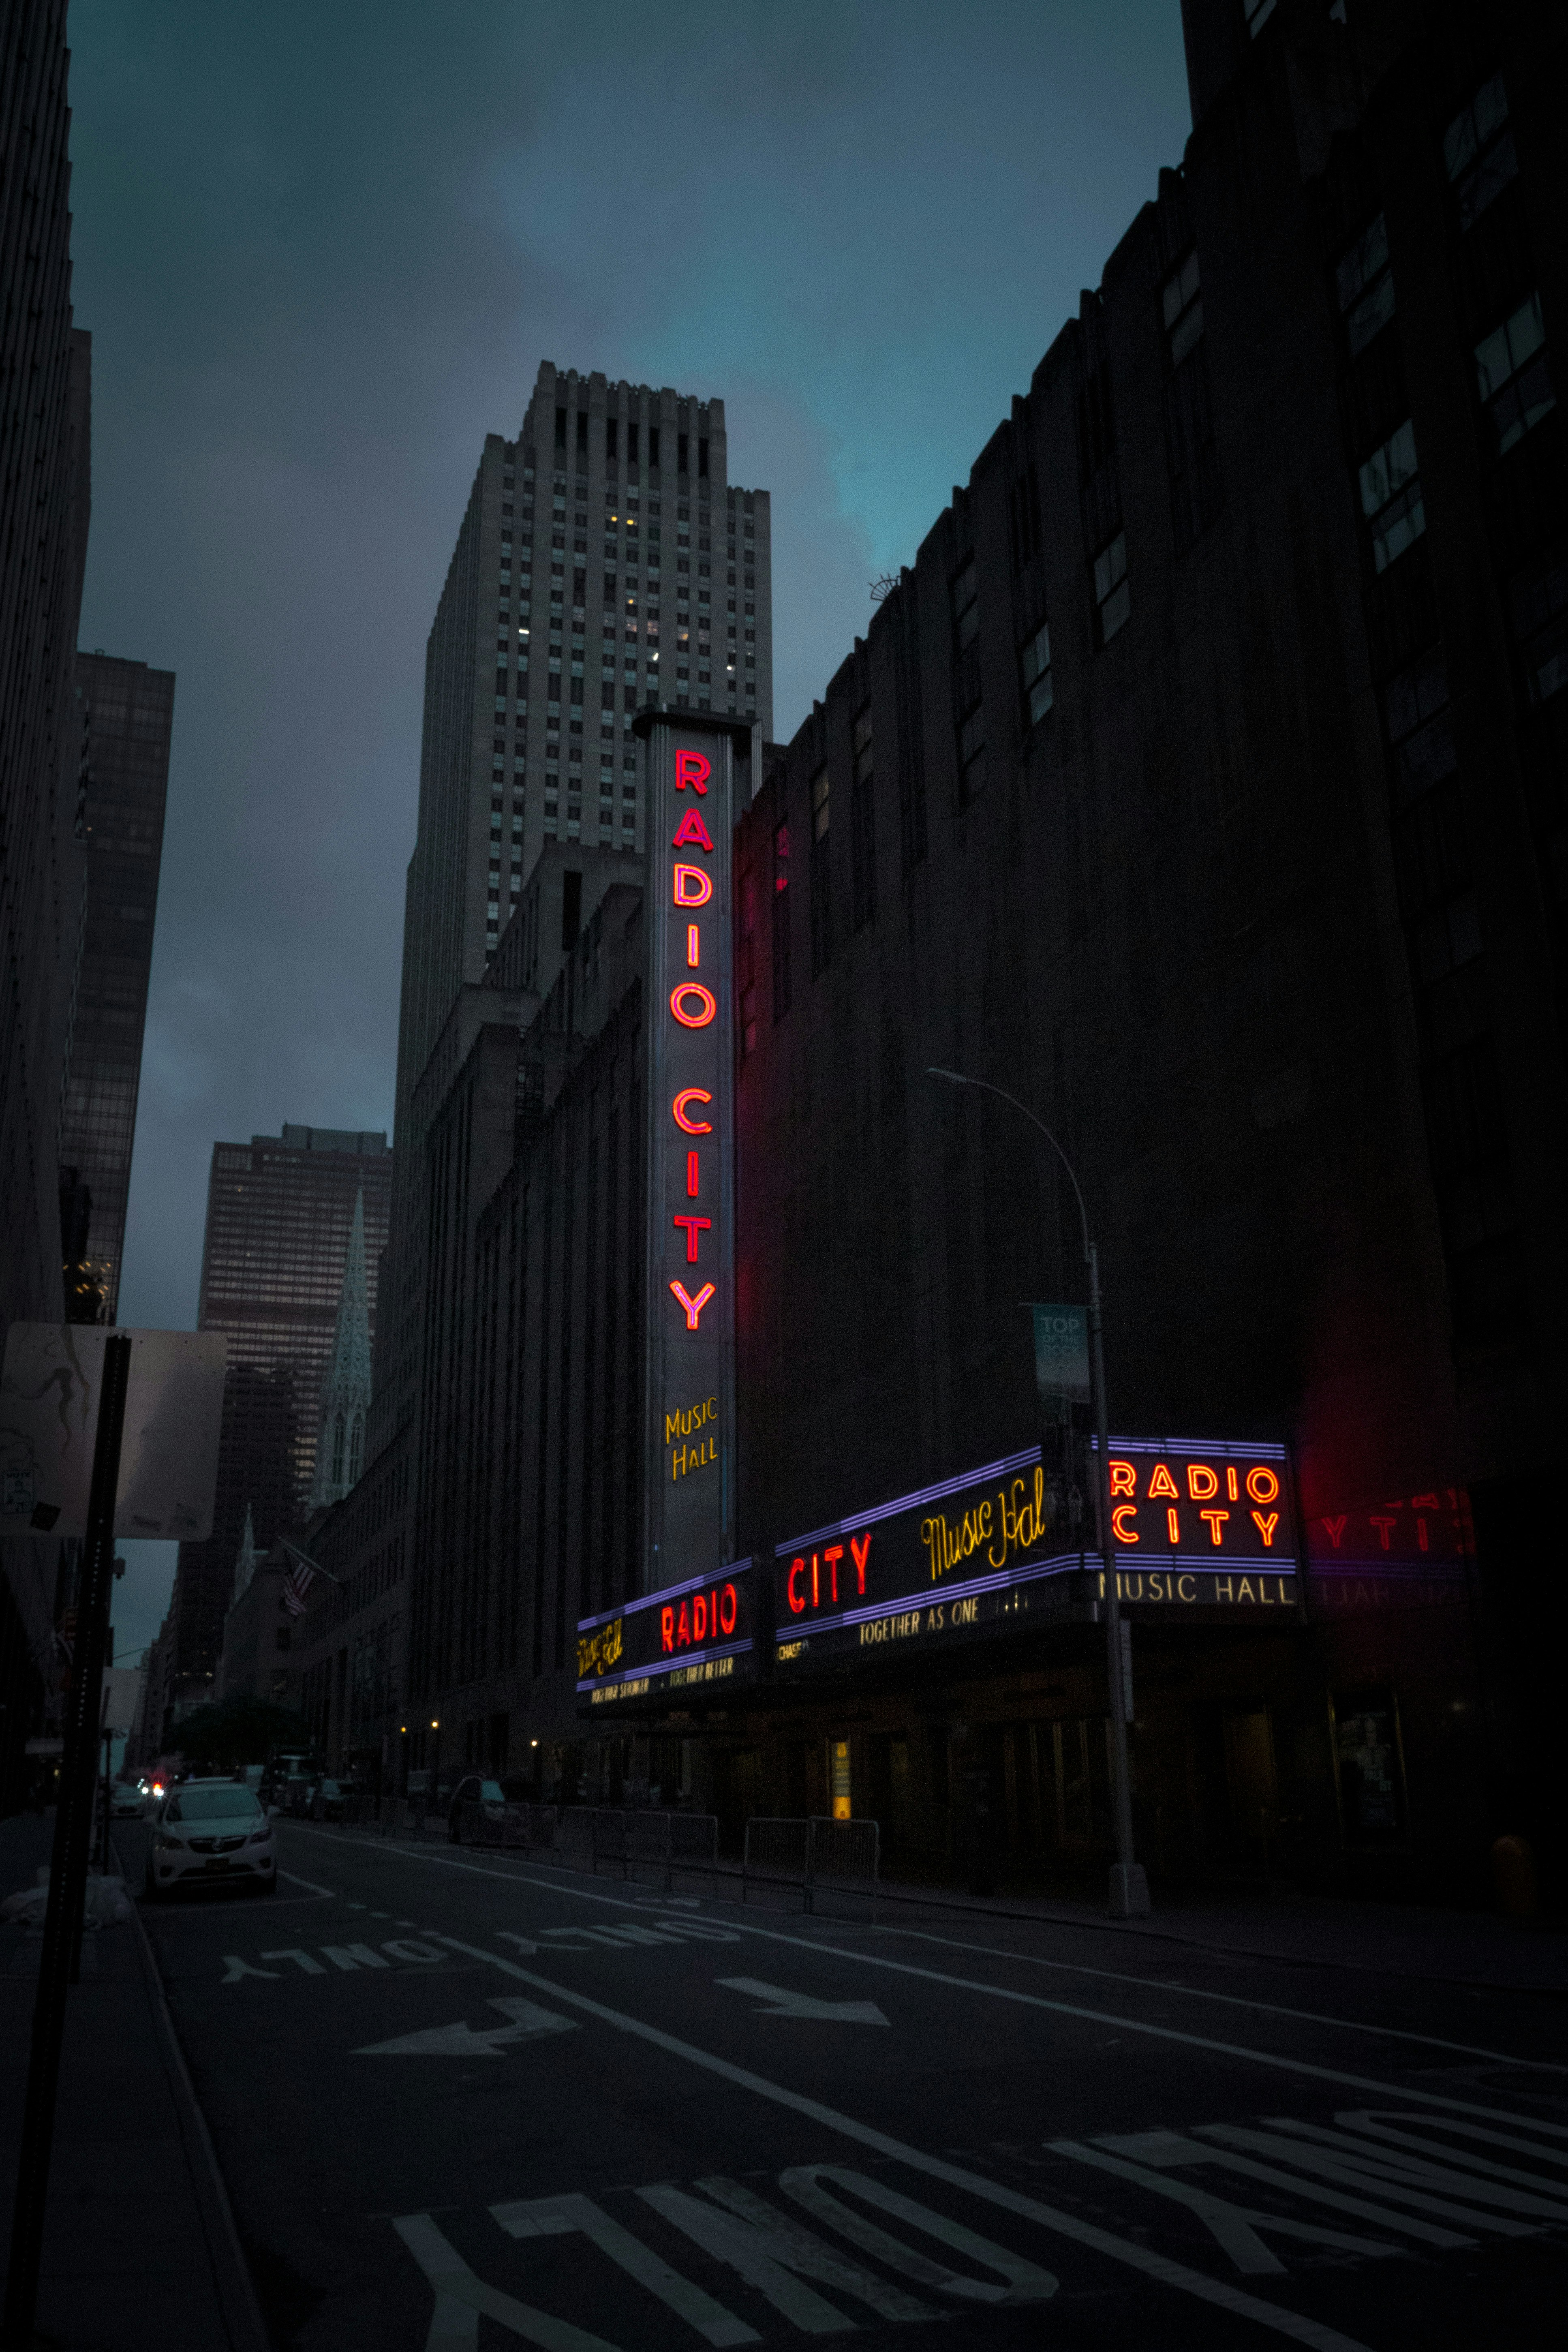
[[665, 747, 719, 1335], [1106, 1456, 1283, 1550]]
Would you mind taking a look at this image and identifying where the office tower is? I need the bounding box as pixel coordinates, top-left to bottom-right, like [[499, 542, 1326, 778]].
[[165, 1126, 391, 1719], [58, 653, 174, 1322], [0, 0, 91, 1808]]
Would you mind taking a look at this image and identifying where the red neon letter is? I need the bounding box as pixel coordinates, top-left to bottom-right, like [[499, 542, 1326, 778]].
[[1370, 1514, 1397, 1550], [672, 805, 714, 850], [1246, 1465, 1281, 1505], [1187, 1463, 1218, 1501], [692, 1592, 707, 1641], [811, 1554, 819, 1607], [719, 1582, 737, 1635], [823, 1544, 844, 1602], [672, 1214, 712, 1263], [676, 1601, 690, 1646], [673, 1089, 712, 1133], [660, 1607, 674, 1654], [1148, 1462, 1179, 1501], [1320, 1515, 1346, 1549], [687, 924, 700, 967], [669, 1280, 715, 1331], [849, 1532, 871, 1592], [1199, 1509, 1230, 1546], [675, 749, 711, 794], [788, 1559, 806, 1614], [686, 1150, 699, 1197], [1251, 1510, 1279, 1547], [673, 863, 712, 907], [670, 982, 717, 1028], [1108, 1459, 1137, 1498], [1111, 1503, 1140, 1544], [1166, 1506, 1180, 1544]]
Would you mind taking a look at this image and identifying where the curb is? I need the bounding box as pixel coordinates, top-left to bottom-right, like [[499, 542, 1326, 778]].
[[116, 1843, 273, 2352]]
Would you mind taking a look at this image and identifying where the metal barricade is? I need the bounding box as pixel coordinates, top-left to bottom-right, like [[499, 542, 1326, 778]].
[[742, 1817, 810, 1907], [741, 1816, 879, 1915], [668, 1813, 719, 1894], [805, 1816, 879, 1918], [557, 1806, 595, 1867]]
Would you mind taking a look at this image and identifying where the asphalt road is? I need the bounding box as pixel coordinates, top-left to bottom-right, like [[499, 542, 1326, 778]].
[[116, 1822, 1568, 2352]]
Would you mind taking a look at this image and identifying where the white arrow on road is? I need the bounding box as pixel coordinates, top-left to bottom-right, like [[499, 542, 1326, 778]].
[[355, 1996, 578, 2057], [716, 1976, 889, 2025]]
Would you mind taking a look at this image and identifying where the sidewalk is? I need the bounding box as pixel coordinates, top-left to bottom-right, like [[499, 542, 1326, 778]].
[[0, 1814, 266, 2351], [852, 1870, 1568, 1995]]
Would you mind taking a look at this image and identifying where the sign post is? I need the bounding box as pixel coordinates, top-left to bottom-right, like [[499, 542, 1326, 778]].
[[634, 708, 753, 1597]]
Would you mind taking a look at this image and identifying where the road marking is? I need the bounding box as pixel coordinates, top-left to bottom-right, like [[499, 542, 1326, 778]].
[[492, 2191, 759, 2348], [874, 1922, 1568, 2075], [1225, 2120, 1568, 2224], [323, 1943, 391, 1971], [1050, 2140, 1400, 2273], [430, 1933, 1376, 2352], [382, 1937, 444, 1963], [394, 2212, 616, 2348], [261, 1947, 326, 1975], [717, 1977, 889, 2025], [1092, 2129, 1474, 2247], [221, 1954, 278, 1983], [638, 2178, 936, 2328], [357, 1996, 577, 2058], [276, 1868, 337, 1896], [293, 1833, 1568, 2113]]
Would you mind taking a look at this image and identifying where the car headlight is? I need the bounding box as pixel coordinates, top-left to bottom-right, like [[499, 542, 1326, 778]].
[[152, 1832, 184, 1853], [246, 1821, 272, 1844]]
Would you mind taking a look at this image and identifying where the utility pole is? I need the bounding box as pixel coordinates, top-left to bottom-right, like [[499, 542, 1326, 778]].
[[928, 1070, 1149, 1919], [4, 1332, 132, 2343]]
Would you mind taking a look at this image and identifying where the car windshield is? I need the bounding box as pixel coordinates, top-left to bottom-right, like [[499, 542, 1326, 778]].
[[167, 1787, 262, 1823], [321, 1781, 341, 1796], [479, 1781, 505, 1804]]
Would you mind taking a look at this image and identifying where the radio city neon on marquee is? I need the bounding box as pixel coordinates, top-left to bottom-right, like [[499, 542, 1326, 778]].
[[666, 749, 718, 1335], [1105, 1454, 1284, 1553]]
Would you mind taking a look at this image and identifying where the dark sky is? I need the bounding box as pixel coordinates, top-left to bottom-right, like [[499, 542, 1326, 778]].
[[71, 0, 1192, 1656]]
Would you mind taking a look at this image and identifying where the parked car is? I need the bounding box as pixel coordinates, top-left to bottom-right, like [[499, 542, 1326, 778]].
[[109, 1782, 145, 1818], [311, 1778, 347, 1822], [447, 1776, 506, 1843], [144, 1778, 276, 1898], [283, 1774, 314, 1819]]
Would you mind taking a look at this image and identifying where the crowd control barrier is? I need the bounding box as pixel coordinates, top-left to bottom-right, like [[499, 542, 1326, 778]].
[[742, 1816, 880, 1916]]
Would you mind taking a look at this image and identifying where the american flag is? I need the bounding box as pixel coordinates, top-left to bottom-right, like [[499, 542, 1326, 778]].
[[280, 1542, 338, 1620]]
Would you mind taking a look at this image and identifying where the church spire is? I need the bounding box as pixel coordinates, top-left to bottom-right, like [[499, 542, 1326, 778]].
[[309, 1188, 372, 1510]]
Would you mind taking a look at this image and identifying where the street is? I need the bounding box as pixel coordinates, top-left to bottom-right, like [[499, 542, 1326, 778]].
[[115, 1821, 1568, 2352]]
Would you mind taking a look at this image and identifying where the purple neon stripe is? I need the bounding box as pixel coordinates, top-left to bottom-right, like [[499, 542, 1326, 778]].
[[776, 1549, 1085, 1642], [577, 1557, 754, 1635], [774, 1447, 1043, 1558], [578, 1635, 753, 1693], [1089, 1435, 1290, 1460]]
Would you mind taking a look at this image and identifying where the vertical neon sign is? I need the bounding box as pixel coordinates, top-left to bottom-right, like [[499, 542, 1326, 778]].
[[636, 711, 740, 1593]]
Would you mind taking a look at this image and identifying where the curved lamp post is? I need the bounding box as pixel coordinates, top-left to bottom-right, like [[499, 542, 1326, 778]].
[[928, 1068, 1149, 1920]]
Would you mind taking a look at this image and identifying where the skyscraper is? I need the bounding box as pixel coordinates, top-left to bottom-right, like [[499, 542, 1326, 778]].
[[308, 1188, 372, 1512], [163, 1126, 391, 1719], [58, 652, 173, 1322]]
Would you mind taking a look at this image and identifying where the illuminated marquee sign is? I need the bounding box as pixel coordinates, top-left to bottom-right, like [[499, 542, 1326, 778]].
[[773, 1437, 1300, 1667], [576, 1559, 757, 1706], [635, 711, 747, 1596]]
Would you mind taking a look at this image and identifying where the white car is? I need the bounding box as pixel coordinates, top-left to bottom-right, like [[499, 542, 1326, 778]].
[[145, 1779, 277, 1898]]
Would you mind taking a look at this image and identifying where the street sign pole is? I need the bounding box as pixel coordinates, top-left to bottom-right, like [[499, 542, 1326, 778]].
[[3, 1332, 131, 2347]]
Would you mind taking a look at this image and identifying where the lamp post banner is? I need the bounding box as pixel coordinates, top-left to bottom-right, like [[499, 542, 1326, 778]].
[[639, 712, 738, 1594], [1030, 1301, 1091, 1407]]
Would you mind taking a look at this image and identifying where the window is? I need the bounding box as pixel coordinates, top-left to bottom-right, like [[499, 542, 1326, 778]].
[[809, 770, 832, 974], [957, 705, 985, 801], [1093, 531, 1130, 642], [1475, 292, 1555, 455], [951, 561, 978, 649], [850, 707, 875, 930], [1335, 214, 1396, 355], [1163, 250, 1202, 366], [771, 820, 792, 1019], [1019, 620, 1052, 726], [1507, 544, 1568, 707], [1244, 0, 1276, 34], [1444, 74, 1516, 233], [1358, 419, 1425, 571]]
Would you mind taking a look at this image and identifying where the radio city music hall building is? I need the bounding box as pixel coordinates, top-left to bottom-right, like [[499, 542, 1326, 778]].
[[365, 0, 1564, 1913], [572, 0, 1568, 1910]]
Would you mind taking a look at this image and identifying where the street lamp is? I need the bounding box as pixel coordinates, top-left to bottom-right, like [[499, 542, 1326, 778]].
[[927, 1066, 1149, 1919]]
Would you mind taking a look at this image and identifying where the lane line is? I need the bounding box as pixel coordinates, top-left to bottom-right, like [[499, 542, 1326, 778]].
[[430, 1933, 1375, 2352], [291, 1832, 1568, 2122], [277, 1866, 338, 1896]]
